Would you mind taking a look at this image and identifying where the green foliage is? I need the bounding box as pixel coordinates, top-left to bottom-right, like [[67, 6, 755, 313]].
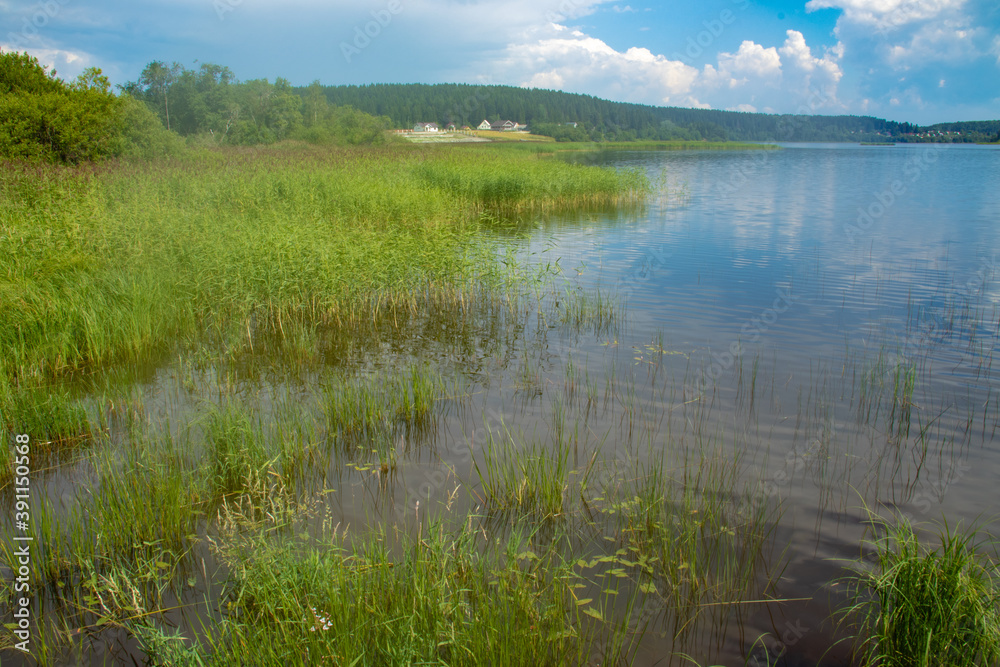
[[207, 525, 594, 666], [0, 50, 64, 95], [116, 95, 186, 158], [124, 62, 390, 147], [844, 514, 1000, 666], [0, 51, 178, 163]]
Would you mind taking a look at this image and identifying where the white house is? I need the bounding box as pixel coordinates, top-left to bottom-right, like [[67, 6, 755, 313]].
[[414, 122, 439, 132], [477, 119, 492, 130]]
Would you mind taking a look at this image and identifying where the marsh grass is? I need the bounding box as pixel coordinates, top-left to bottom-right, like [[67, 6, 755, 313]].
[[323, 364, 443, 470], [842, 512, 1000, 666], [596, 449, 785, 651], [554, 287, 625, 338], [472, 422, 571, 518], [412, 146, 649, 217], [0, 144, 647, 388], [204, 401, 276, 498], [204, 520, 630, 666], [0, 381, 93, 489]]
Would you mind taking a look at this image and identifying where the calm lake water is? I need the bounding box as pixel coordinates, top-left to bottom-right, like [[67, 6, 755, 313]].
[[524, 142, 1000, 664], [11, 143, 1000, 666]]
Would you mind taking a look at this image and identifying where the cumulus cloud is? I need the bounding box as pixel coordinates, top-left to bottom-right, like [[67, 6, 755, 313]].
[[508, 26, 702, 106], [805, 0, 997, 120], [805, 0, 967, 30], [496, 23, 843, 114]]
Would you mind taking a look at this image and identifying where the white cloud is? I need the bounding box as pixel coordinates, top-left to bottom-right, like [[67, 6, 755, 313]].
[[717, 40, 782, 84], [495, 23, 843, 115], [885, 22, 988, 67], [511, 28, 701, 105], [805, 0, 967, 30]]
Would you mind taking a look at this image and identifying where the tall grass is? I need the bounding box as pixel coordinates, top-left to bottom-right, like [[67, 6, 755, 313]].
[[205, 521, 626, 666], [843, 512, 1000, 666], [0, 144, 649, 385], [472, 422, 571, 518]]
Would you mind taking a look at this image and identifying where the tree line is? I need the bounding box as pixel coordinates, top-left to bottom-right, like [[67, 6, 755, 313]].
[[4, 52, 998, 164], [119, 62, 392, 147], [313, 82, 1000, 143]]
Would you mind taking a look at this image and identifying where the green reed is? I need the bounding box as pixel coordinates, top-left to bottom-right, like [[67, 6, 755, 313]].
[[0, 144, 649, 386], [472, 421, 571, 518], [203, 519, 626, 666], [842, 512, 1000, 666]]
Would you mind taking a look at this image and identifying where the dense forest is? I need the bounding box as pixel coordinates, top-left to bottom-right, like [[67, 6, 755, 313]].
[[2, 52, 998, 164], [314, 82, 1000, 143]]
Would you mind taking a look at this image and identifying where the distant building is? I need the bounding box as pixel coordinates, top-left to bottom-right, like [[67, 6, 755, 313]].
[[477, 119, 492, 130], [445, 122, 456, 131], [414, 122, 439, 132], [490, 120, 516, 131]]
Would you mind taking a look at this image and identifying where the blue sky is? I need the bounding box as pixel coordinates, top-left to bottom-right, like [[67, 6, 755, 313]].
[[2, 0, 998, 124]]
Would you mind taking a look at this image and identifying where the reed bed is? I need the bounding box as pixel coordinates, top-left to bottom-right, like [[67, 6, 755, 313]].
[[0, 143, 650, 386]]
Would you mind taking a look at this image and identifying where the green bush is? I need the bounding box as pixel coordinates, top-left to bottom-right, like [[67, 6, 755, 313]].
[[0, 50, 184, 163]]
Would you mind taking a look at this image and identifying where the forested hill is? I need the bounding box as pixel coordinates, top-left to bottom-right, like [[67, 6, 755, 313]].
[[312, 82, 1000, 143]]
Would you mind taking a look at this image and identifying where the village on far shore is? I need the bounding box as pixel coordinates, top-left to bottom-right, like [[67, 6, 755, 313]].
[[397, 119, 562, 143]]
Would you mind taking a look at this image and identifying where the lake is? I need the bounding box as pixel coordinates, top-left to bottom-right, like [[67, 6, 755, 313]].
[[520, 142, 1000, 664]]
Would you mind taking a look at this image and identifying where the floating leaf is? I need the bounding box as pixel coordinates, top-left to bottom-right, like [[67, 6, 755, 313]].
[[575, 598, 593, 606], [583, 607, 604, 621], [639, 582, 658, 594]]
